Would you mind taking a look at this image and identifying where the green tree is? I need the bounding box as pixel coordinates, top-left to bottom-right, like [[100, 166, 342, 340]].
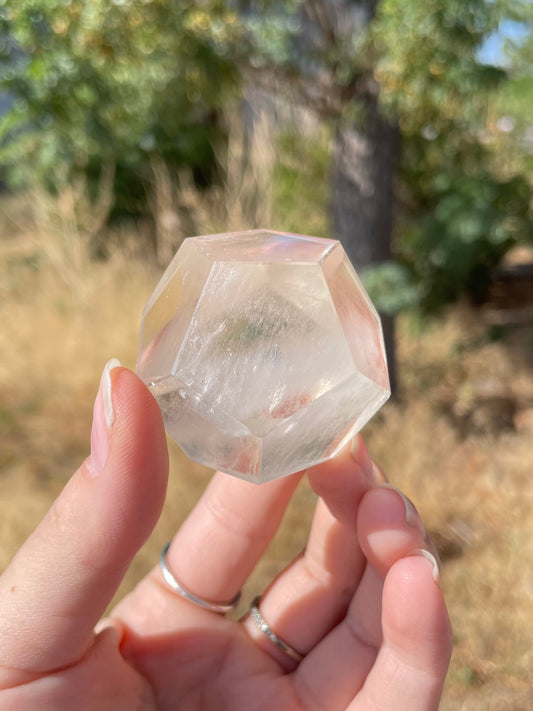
[[0, 0, 530, 328], [0, 0, 244, 212], [240, 0, 531, 392], [244, 0, 531, 314], [372, 0, 532, 312]]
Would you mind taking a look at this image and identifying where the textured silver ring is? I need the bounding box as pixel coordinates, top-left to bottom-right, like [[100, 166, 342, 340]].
[[159, 542, 241, 614], [250, 596, 304, 663]]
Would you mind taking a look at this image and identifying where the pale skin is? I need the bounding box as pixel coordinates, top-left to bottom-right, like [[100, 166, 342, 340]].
[[0, 366, 452, 711]]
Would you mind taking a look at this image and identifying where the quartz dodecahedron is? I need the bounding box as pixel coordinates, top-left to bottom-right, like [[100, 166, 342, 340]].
[[137, 230, 390, 483]]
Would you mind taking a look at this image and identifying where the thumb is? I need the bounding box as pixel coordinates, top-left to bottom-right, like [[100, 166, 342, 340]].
[[355, 556, 452, 711], [0, 361, 169, 686]]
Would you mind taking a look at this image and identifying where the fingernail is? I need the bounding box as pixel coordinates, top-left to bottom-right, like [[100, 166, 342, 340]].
[[370, 460, 388, 485], [350, 435, 373, 478], [414, 548, 441, 586], [380, 484, 425, 534], [89, 358, 121, 476]]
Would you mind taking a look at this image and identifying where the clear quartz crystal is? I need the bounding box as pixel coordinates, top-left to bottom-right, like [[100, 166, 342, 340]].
[[137, 230, 390, 483]]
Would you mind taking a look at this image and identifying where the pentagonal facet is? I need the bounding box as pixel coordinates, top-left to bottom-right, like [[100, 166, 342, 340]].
[[137, 230, 390, 483]]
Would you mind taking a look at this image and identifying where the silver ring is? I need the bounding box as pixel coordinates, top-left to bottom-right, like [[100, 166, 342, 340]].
[[159, 542, 241, 614], [250, 596, 304, 663]]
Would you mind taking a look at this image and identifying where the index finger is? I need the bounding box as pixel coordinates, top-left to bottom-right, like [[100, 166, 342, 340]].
[[0, 366, 169, 686]]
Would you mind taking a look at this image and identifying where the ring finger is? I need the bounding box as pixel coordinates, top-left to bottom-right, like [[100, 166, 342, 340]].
[[243, 440, 372, 668]]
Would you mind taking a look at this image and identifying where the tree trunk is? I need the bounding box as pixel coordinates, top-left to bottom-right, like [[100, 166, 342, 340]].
[[332, 94, 400, 393]]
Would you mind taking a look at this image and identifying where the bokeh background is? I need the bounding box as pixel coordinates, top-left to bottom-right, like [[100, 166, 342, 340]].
[[0, 1, 531, 708]]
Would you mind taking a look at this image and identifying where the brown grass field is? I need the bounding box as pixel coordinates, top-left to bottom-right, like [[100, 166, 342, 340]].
[[0, 194, 532, 709]]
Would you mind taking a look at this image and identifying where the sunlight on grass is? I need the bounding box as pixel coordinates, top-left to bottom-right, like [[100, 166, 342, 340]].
[[1, 194, 531, 710]]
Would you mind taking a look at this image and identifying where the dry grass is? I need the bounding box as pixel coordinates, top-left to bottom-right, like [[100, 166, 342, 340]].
[[369, 313, 533, 710], [0, 194, 531, 710], [148, 109, 276, 266]]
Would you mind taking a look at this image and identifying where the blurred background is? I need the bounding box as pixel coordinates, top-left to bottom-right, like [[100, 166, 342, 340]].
[[0, 1, 531, 708]]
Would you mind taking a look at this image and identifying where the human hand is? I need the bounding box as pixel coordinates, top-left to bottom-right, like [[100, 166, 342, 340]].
[[0, 362, 452, 711]]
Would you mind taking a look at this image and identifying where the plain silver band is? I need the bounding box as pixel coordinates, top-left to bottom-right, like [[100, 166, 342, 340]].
[[159, 542, 241, 614], [250, 596, 304, 663]]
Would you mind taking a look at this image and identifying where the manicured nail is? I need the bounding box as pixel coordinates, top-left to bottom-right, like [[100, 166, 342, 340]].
[[89, 358, 121, 476], [415, 548, 441, 586], [380, 484, 425, 534]]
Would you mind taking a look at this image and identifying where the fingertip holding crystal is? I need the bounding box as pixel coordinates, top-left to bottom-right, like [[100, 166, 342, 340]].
[[136, 230, 390, 484]]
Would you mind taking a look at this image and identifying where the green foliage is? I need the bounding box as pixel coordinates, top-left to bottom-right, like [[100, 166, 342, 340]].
[[503, 24, 533, 77], [246, 0, 532, 313], [400, 166, 531, 312], [487, 39, 533, 178], [0, 0, 530, 316], [361, 262, 420, 315], [271, 126, 330, 237], [243, 10, 299, 68], [368, 0, 533, 311], [370, 0, 507, 129], [0, 0, 244, 210]]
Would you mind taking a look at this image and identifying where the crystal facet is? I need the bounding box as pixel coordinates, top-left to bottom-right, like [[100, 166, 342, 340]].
[[137, 230, 390, 483]]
